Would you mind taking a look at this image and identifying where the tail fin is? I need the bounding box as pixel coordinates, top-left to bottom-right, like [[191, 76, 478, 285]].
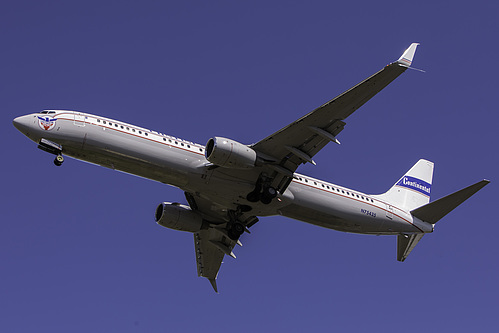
[[374, 159, 434, 211]]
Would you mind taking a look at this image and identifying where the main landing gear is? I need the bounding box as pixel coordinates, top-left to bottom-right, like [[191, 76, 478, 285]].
[[246, 175, 278, 204], [227, 222, 245, 240], [226, 207, 258, 240]]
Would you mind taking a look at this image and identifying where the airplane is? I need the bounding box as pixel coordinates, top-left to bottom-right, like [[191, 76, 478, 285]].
[[13, 43, 489, 292]]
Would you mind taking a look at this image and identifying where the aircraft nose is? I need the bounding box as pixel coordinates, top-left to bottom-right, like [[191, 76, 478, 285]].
[[13, 115, 35, 135]]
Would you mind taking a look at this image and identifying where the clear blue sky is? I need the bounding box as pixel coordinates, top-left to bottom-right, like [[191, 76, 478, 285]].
[[2, 1, 497, 332]]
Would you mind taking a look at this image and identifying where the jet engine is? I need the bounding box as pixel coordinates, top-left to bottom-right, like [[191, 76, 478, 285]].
[[155, 202, 205, 232], [205, 137, 257, 169]]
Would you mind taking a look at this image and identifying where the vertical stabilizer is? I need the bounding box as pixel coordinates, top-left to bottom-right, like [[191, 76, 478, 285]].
[[374, 159, 434, 211]]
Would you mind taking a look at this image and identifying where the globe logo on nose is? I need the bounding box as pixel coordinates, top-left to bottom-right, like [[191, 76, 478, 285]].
[[37, 116, 57, 131]]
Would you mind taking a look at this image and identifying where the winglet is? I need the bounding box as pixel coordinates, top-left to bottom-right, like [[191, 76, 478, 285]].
[[208, 278, 219, 293], [397, 43, 420, 67]]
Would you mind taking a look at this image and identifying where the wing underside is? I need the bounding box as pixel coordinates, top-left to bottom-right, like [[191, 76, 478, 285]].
[[186, 192, 247, 293], [194, 228, 237, 293], [251, 43, 419, 193]]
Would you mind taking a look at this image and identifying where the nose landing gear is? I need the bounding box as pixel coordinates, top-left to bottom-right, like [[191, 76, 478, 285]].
[[38, 138, 64, 167], [54, 154, 64, 166]]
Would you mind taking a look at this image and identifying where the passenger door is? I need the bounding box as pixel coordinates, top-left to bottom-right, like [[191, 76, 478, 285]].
[[74, 113, 86, 127]]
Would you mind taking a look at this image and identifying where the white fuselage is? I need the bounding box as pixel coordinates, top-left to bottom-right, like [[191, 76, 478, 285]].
[[13, 111, 433, 235]]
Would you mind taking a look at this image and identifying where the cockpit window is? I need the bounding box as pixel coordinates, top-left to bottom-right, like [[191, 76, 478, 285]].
[[40, 111, 48, 114], [39, 111, 56, 114]]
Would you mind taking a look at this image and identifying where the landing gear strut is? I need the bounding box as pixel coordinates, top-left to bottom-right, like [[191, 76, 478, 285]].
[[54, 154, 64, 166], [38, 139, 64, 167]]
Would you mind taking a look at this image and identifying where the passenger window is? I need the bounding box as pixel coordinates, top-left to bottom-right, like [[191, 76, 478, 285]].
[[120, 125, 124, 129], [139, 131, 142, 134], [145, 133, 148, 136]]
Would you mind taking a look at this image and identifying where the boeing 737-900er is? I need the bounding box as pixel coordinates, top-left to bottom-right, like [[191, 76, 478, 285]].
[[13, 43, 489, 292]]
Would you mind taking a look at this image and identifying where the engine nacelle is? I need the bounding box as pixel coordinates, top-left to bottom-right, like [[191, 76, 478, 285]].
[[155, 202, 204, 233], [205, 137, 257, 169]]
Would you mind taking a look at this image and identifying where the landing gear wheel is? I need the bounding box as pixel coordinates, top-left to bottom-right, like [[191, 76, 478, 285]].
[[246, 191, 261, 203], [54, 155, 64, 166], [260, 186, 277, 204], [263, 186, 277, 198], [228, 222, 244, 240], [260, 196, 272, 205]]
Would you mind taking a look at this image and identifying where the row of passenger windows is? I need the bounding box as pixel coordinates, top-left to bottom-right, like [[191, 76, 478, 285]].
[[95, 118, 204, 152], [295, 177, 375, 203]]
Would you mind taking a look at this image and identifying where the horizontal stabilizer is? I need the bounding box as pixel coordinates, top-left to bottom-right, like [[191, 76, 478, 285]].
[[411, 180, 490, 224], [397, 233, 424, 262]]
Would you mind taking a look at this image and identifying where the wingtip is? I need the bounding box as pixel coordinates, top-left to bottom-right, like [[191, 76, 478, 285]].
[[397, 43, 420, 67], [208, 278, 219, 293], [478, 179, 491, 188]]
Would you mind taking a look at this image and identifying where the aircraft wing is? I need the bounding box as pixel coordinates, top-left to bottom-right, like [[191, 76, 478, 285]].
[[194, 228, 238, 293], [186, 192, 250, 293], [251, 43, 420, 177]]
